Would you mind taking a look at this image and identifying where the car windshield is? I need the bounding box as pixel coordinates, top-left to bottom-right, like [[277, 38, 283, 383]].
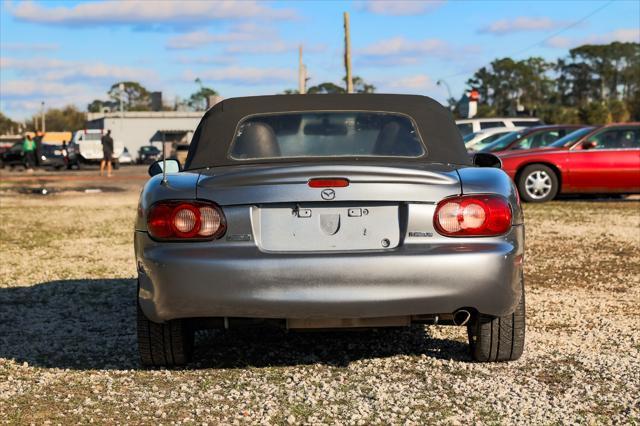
[[479, 130, 525, 152], [229, 111, 425, 160], [142, 146, 159, 153], [549, 127, 595, 148]]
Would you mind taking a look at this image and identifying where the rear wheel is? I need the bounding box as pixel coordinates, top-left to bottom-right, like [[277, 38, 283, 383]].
[[517, 164, 558, 203], [467, 287, 525, 362], [137, 303, 194, 367]]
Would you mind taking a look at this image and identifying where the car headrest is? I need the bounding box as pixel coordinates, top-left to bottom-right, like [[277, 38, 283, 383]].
[[373, 121, 402, 155], [234, 122, 280, 158]]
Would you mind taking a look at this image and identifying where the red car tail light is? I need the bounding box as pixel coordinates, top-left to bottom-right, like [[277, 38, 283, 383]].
[[434, 195, 512, 237], [308, 178, 350, 188], [147, 201, 226, 240]]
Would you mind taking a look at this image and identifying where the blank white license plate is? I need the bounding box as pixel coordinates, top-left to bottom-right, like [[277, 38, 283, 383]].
[[258, 204, 400, 252]]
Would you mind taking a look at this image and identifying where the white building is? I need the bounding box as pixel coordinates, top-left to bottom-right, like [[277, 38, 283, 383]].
[[85, 111, 204, 161]]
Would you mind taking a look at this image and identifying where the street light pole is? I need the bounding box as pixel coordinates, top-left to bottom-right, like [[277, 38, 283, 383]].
[[41, 101, 45, 133]]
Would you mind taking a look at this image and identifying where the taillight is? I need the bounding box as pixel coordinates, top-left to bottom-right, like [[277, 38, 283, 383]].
[[147, 201, 226, 241], [308, 178, 349, 188], [434, 195, 512, 237]]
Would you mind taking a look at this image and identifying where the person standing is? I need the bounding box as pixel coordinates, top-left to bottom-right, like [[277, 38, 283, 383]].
[[22, 134, 36, 171], [100, 130, 114, 177]]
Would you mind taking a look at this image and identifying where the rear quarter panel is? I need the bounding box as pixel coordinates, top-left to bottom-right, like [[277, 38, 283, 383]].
[[457, 166, 523, 225], [134, 172, 200, 231]]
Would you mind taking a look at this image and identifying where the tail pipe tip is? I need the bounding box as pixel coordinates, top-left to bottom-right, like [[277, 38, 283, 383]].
[[453, 309, 472, 326]]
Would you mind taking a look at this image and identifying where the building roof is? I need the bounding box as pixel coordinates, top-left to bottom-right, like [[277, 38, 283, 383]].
[[86, 111, 204, 121]]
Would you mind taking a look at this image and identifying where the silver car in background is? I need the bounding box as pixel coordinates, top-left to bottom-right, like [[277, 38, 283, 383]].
[[135, 94, 525, 367], [464, 127, 525, 152]]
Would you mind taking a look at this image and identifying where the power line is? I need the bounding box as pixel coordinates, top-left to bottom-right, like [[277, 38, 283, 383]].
[[437, 0, 615, 81]]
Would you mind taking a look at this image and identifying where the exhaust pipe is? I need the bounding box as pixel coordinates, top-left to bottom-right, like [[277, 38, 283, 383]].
[[453, 309, 471, 326]]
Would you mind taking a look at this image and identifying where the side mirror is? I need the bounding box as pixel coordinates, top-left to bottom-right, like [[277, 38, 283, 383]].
[[472, 152, 502, 168], [581, 140, 597, 150], [148, 159, 181, 177]]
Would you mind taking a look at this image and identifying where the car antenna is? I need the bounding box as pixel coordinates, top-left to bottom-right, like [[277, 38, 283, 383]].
[[161, 138, 168, 186]]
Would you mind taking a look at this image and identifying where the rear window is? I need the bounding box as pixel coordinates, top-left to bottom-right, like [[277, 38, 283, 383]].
[[512, 120, 541, 127], [549, 127, 594, 148], [480, 121, 505, 129], [457, 123, 473, 136], [229, 111, 425, 160]]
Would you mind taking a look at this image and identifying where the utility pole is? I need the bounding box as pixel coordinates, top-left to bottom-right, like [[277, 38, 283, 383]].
[[41, 101, 45, 133], [298, 45, 307, 94], [343, 12, 353, 94]]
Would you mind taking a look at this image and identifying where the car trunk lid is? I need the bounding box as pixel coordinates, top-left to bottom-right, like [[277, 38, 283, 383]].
[[197, 163, 460, 252]]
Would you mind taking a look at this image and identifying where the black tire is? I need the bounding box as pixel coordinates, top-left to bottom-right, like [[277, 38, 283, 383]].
[[517, 164, 559, 203], [137, 303, 194, 367], [112, 159, 120, 170], [467, 287, 525, 362]]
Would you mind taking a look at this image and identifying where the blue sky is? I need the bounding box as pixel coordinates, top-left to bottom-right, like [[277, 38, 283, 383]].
[[1, 0, 639, 120]]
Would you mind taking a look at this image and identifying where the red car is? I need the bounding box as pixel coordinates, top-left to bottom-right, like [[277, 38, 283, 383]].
[[499, 123, 640, 202]]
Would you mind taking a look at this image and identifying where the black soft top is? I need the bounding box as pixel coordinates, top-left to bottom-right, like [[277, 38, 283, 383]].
[[185, 94, 470, 169]]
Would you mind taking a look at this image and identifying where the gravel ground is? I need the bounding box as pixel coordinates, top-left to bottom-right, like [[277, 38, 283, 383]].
[[0, 189, 639, 424]]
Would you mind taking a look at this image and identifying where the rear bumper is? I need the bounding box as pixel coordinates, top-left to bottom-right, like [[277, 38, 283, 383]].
[[136, 226, 524, 323]]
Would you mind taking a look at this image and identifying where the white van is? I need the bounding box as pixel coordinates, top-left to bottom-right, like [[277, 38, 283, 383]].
[[456, 117, 541, 136], [67, 129, 124, 167]]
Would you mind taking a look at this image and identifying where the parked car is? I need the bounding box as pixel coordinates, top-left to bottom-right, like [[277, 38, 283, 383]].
[[135, 94, 525, 367], [479, 125, 586, 154], [119, 147, 134, 165], [464, 127, 525, 152], [38, 144, 67, 170], [66, 129, 124, 169], [0, 142, 25, 169], [499, 123, 640, 202], [137, 145, 161, 164], [456, 117, 541, 136], [0, 142, 66, 170]]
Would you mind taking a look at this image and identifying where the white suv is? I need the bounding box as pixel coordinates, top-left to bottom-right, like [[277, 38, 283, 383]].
[[456, 117, 541, 136]]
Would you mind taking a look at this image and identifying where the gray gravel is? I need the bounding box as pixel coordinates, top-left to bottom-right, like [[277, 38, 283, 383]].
[[1, 192, 639, 424]]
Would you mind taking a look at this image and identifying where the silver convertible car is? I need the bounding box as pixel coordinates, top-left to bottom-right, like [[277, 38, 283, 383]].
[[135, 94, 525, 367]]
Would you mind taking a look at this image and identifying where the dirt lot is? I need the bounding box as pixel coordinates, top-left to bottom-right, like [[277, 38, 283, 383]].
[[1, 169, 639, 424]]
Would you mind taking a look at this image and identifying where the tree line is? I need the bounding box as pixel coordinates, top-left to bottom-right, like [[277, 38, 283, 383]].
[[465, 41, 640, 124]]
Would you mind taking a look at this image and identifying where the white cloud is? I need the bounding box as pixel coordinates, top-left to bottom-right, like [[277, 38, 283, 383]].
[[357, 36, 479, 65], [360, 36, 449, 56], [225, 41, 326, 55], [545, 28, 640, 48], [9, 0, 298, 26], [386, 74, 434, 90], [185, 67, 295, 85], [1, 57, 157, 83], [359, 0, 445, 16], [479, 17, 565, 35], [175, 56, 236, 66], [0, 79, 84, 97], [1, 56, 159, 119], [0, 82, 103, 120], [166, 23, 274, 49], [0, 42, 59, 52]]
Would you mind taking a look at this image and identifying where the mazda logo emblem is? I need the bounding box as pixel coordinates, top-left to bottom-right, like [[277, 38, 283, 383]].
[[321, 189, 335, 200]]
